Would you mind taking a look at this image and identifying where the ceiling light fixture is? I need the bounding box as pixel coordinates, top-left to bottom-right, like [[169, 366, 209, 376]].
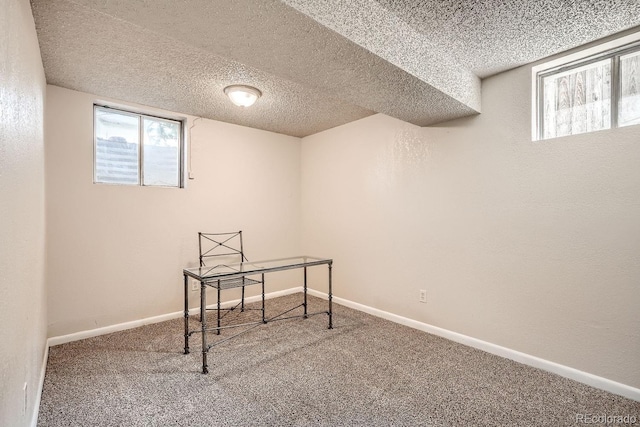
[[223, 85, 262, 107]]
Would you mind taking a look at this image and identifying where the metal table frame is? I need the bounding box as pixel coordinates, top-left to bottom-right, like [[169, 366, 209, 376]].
[[183, 256, 333, 374]]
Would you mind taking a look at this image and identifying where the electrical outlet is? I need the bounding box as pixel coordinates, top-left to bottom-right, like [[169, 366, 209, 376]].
[[419, 290, 427, 303], [191, 280, 199, 292]]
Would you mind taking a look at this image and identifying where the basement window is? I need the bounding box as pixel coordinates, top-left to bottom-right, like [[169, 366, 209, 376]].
[[533, 35, 640, 141], [94, 105, 184, 187]]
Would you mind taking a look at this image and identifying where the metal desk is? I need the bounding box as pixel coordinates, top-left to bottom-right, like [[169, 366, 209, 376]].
[[183, 256, 333, 373]]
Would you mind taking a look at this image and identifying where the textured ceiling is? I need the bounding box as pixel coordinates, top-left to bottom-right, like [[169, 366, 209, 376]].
[[371, 0, 640, 77], [31, 0, 640, 137]]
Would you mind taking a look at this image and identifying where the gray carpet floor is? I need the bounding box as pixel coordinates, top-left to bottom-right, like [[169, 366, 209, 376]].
[[38, 294, 639, 426]]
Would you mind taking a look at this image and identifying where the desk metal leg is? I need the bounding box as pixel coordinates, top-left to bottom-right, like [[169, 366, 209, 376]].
[[303, 266, 308, 318], [184, 274, 189, 354], [261, 273, 266, 323], [200, 281, 208, 374], [328, 262, 333, 329], [217, 281, 221, 335], [241, 284, 245, 312]]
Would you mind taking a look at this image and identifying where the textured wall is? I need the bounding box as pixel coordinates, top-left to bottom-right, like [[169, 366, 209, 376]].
[[0, 0, 47, 425], [300, 68, 640, 387], [45, 86, 302, 337]]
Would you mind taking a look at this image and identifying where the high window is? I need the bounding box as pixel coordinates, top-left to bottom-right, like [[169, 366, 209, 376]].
[[94, 105, 184, 187], [534, 37, 640, 140]]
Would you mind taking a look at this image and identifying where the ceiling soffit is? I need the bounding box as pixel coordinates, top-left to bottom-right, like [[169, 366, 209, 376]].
[[281, 0, 481, 111]]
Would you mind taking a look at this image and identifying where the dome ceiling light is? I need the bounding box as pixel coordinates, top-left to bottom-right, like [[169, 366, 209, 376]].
[[223, 85, 262, 107]]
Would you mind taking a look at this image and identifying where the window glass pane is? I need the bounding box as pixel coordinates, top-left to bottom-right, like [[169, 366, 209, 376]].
[[95, 108, 139, 184], [142, 117, 180, 187], [542, 59, 611, 139], [619, 50, 640, 127]]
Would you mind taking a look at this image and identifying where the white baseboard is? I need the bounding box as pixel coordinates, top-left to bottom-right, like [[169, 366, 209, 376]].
[[31, 341, 49, 427], [47, 287, 302, 347], [45, 287, 639, 403], [306, 289, 640, 402]]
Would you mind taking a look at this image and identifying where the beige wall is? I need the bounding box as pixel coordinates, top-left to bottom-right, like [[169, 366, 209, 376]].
[[45, 86, 302, 337], [0, 0, 47, 425], [300, 68, 640, 386]]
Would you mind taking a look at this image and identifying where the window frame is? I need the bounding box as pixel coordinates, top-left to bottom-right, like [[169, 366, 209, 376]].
[[93, 104, 185, 188], [532, 32, 640, 141]]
